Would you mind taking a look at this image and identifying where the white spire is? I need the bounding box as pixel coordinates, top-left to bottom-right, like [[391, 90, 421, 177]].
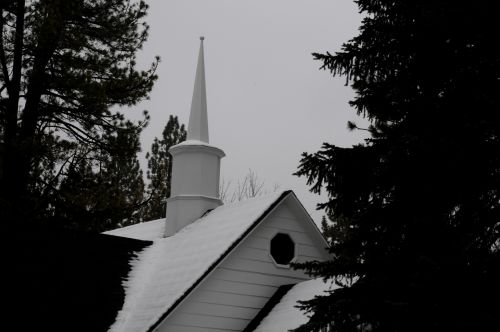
[[164, 37, 225, 237], [187, 36, 209, 143]]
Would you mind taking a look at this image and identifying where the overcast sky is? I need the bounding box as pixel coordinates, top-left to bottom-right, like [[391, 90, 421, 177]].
[[129, 0, 368, 223]]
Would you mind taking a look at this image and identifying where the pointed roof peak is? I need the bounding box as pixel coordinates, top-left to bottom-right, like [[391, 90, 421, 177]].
[[187, 37, 209, 143]]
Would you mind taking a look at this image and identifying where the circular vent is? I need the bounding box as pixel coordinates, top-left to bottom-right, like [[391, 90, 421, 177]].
[[270, 233, 296, 266]]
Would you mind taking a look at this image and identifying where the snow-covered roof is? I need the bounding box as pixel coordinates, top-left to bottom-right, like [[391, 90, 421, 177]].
[[103, 218, 165, 241], [107, 190, 289, 332], [253, 278, 336, 332]]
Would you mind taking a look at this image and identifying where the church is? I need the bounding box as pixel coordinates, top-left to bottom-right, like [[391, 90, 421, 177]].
[[103, 38, 334, 332], [7, 38, 334, 332]]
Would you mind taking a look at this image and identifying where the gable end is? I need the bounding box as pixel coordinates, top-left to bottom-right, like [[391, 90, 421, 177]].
[[147, 190, 292, 332]]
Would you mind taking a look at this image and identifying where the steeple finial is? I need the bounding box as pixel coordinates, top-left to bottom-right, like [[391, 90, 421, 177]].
[[187, 37, 209, 142]]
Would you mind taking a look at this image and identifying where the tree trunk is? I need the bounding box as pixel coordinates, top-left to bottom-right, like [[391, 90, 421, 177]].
[[1, 0, 26, 219]]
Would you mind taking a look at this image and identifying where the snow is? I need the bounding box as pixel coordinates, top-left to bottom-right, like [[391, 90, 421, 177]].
[[107, 191, 287, 332], [174, 139, 216, 148], [103, 218, 165, 241], [253, 278, 336, 332]]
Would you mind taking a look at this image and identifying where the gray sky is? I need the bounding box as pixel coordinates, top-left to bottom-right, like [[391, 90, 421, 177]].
[[130, 0, 368, 223]]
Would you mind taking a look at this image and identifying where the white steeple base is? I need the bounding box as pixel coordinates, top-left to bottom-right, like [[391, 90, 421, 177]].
[[164, 140, 225, 237], [164, 195, 222, 237]]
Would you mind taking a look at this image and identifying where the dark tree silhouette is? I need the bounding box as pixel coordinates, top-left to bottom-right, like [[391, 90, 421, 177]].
[[141, 115, 186, 221], [294, 1, 500, 331], [48, 121, 146, 232], [0, 0, 158, 222]]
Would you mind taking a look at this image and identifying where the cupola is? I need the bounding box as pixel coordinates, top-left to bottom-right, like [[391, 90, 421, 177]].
[[164, 37, 225, 237]]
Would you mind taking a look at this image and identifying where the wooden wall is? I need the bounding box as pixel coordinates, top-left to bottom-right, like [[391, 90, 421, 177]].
[[155, 197, 329, 332]]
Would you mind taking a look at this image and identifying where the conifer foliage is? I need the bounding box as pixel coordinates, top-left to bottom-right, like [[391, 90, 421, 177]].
[[141, 115, 186, 221], [0, 0, 158, 223], [294, 1, 500, 331], [49, 121, 145, 232]]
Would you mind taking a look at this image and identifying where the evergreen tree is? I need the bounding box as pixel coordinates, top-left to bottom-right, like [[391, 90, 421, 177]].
[[141, 115, 186, 221], [46, 121, 145, 232], [294, 1, 500, 331], [0, 0, 158, 222]]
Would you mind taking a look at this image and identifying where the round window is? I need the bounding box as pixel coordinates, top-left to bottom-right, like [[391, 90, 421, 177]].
[[270, 233, 295, 266]]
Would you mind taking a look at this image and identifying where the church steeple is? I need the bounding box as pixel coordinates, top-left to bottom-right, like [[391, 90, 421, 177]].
[[187, 37, 209, 143], [164, 37, 225, 237]]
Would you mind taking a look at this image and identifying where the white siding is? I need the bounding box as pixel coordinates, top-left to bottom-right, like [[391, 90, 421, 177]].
[[155, 199, 329, 332]]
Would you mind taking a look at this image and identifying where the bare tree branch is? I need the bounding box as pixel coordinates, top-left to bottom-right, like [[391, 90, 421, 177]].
[[219, 169, 279, 203]]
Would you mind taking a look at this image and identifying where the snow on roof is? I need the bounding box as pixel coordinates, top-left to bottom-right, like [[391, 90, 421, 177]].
[[107, 190, 288, 332], [103, 218, 165, 241], [253, 278, 336, 332]]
